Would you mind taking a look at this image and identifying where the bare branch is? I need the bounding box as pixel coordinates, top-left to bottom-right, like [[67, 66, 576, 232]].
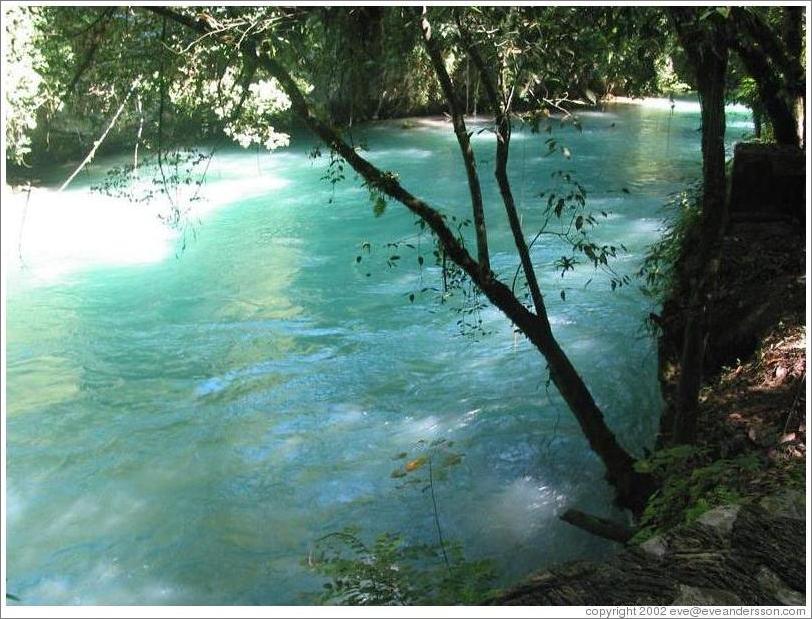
[[457, 15, 550, 328], [58, 77, 141, 192], [418, 8, 491, 275]]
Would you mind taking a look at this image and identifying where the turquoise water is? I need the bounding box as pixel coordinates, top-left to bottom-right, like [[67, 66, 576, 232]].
[[5, 102, 752, 604]]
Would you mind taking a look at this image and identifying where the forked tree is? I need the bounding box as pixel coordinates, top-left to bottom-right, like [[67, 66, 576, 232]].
[[147, 5, 654, 512]]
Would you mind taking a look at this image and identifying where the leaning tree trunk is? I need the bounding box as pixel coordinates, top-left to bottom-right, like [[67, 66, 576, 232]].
[[148, 6, 649, 513], [670, 10, 730, 444], [265, 45, 647, 507]]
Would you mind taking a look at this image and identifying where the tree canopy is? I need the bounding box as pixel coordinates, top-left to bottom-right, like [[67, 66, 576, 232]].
[[4, 5, 804, 167]]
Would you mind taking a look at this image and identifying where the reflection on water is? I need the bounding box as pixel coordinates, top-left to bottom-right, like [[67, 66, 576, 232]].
[[5, 101, 752, 604]]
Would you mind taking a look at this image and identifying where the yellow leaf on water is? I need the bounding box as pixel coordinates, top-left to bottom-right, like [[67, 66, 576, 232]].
[[405, 456, 427, 472]]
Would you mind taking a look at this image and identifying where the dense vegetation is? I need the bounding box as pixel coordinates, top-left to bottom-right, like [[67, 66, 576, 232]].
[[3, 4, 806, 606]]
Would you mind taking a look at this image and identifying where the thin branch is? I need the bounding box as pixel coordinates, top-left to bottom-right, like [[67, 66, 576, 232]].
[[458, 15, 549, 328], [133, 92, 143, 173], [419, 7, 491, 275], [427, 456, 451, 570], [58, 77, 140, 192], [17, 183, 33, 266]]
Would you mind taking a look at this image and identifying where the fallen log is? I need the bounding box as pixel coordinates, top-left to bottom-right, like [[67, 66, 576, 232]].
[[560, 509, 636, 544]]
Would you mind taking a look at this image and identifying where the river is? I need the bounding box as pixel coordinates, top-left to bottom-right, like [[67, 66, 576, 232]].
[[4, 100, 752, 604]]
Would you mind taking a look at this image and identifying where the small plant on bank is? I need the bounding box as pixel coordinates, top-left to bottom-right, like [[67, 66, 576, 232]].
[[630, 445, 764, 543], [306, 528, 496, 605], [638, 181, 703, 312], [305, 438, 498, 605]]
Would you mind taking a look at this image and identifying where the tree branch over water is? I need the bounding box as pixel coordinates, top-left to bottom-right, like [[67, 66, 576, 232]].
[[419, 7, 491, 275], [146, 5, 648, 512]]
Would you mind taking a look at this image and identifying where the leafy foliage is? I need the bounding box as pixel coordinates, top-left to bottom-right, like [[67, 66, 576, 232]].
[[3, 4, 50, 164], [389, 437, 463, 485], [520, 162, 630, 305], [307, 528, 496, 605], [631, 445, 764, 542], [638, 182, 702, 309]]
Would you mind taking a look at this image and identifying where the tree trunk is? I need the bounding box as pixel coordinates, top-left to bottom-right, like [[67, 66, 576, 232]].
[[735, 40, 798, 147], [782, 7, 805, 147], [458, 14, 650, 510], [670, 10, 729, 444], [419, 9, 491, 274], [729, 7, 803, 148], [536, 328, 650, 511], [457, 17, 547, 318]]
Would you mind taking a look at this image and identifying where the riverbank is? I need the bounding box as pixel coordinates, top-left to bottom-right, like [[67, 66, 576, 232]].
[[496, 144, 807, 606], [497, 300, 806, 604], [603, 94, 751, 115]]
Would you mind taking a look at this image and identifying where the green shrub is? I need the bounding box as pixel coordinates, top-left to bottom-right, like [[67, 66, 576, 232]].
[[306, 527, 497, 605]]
